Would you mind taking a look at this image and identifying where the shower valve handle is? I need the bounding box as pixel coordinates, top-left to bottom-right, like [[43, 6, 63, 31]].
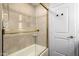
[[36, 29, 39, 32]]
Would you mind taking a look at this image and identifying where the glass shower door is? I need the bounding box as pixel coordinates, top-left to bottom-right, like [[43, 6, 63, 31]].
[[2, 3, 38, 56], [2, 3, 48, 56]]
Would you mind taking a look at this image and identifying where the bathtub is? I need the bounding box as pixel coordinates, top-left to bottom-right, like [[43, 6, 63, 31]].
[[8, 44, 48, 56]]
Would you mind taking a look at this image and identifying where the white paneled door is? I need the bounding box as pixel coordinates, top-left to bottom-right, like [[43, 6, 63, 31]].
[[49, 4, 78, 56]]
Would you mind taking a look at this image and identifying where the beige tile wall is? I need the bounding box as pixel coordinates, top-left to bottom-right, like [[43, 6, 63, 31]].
[[9, 3, 35, 16], [3, 3, 36, 31]]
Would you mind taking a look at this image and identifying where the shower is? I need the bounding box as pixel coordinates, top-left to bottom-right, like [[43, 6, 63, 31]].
[[0, 3, 48, 56]]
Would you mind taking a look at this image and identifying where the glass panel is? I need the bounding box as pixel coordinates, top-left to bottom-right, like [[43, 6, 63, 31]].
[[36, 4, 48, 56], [3, 3, 37, 56]]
